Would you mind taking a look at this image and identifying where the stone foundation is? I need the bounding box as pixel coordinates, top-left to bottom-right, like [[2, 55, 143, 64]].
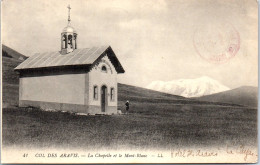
[[19, 100, 117, 115]]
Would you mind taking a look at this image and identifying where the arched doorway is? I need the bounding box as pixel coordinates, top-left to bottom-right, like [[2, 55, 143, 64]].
[[101, 85, 107, 112]]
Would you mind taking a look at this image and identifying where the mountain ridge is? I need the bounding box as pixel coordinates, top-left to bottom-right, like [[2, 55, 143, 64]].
[[196, 86, 258, 107], [2, 44, 28, 61]]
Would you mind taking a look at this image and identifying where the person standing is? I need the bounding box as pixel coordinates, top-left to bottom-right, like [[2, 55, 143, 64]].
[[125, 100, 130, 114]]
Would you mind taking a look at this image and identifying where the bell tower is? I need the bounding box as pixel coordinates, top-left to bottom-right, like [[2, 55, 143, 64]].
[[61, 5, 77, 54]]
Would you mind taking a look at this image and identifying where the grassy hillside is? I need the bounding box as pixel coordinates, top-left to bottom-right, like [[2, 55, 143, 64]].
[[2, 44, 28, 107], [118, 83, 185, 101], [117, 83, 245, 112], [2, 57, 24, 107], [2, 44, 27, 60], [196, 86, 258, 107]]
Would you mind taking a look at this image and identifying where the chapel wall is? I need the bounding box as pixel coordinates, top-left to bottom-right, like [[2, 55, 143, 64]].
[[19, 73, 86, 105]]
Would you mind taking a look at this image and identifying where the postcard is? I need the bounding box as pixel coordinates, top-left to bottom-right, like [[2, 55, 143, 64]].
[[1, 0, 258, 163]]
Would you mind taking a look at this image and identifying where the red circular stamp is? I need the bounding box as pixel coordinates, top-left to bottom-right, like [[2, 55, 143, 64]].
[[193, 23, 240, 64]]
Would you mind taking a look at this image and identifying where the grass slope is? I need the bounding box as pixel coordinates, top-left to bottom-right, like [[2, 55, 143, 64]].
[[2, 57, 23, 107], [117, 83, 244, 110], [2, 105, 257, 150], [196, 86, 258, 107], [2, 45, 27, 107], [118, 83, 185, 101]]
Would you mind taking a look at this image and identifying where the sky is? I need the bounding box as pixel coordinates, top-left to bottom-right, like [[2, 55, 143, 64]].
[[2, 0, 258, 89]]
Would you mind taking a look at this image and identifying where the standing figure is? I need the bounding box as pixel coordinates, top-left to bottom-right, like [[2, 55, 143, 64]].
[[125, 100, 130, 114]]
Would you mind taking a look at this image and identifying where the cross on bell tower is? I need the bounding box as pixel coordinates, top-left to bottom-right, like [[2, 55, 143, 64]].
[[61, 5, 78, 54], [67, 5, 71, 24]]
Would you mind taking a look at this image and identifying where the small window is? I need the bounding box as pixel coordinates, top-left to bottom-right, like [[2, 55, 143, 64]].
[[101, 66, 107, 73], [110, 88, 115, 101], [94, 86, 98, 100]]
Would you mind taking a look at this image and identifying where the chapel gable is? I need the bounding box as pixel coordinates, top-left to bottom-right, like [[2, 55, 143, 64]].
[[91, 55, 116, 74]]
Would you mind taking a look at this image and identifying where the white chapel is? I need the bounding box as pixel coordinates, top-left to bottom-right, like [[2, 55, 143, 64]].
[[15, 5, 125, 114]]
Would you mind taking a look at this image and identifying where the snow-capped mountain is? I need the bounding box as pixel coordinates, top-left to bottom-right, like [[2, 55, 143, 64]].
[[146, 76, 230, 98]]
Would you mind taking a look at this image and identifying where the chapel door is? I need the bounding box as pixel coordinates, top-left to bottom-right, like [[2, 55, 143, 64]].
[[101, 85, 107, 112]]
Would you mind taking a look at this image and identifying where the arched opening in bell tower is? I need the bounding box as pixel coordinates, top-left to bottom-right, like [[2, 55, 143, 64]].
[[62, 35, 67, 49], [68, 35, 73, 49]]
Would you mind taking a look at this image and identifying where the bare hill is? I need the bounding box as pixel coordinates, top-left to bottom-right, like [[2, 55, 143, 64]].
[[2, 45, 28, 107], [2, 44, 28, 84], [2, 44, 27, 61], [196, 86, 258, 107], [2, 57, 22, 107], [118, 83, 186, 102], [2, 60, 22, 107], [117, 83, 244, 109]]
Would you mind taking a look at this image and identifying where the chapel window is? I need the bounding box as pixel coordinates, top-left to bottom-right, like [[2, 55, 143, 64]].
[[101, 66, 107, 73], [110, 88, 115, 101], [94, 86, 98, 100]]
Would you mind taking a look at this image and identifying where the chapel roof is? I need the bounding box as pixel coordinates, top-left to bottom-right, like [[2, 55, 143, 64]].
[[15, 45, 125, 73]]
